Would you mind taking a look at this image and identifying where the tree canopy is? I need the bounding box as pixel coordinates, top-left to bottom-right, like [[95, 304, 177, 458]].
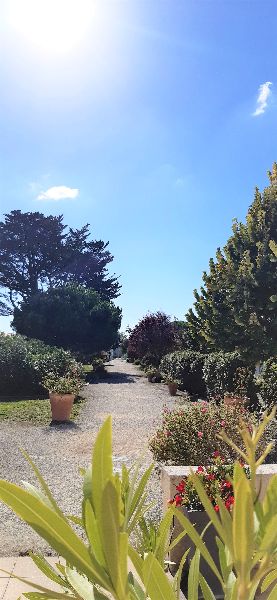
[[12, 285, 122, 357], [127, 312, 176, 366], [186, 164, 277, 361], [0, 210, 120, 315]]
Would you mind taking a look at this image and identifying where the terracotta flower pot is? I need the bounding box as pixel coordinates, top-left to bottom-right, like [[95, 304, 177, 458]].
[[49, 392, 75, 422], [224, 395, 245, 408], [168, 382, 178, 396], [170, 507, 223, 599]]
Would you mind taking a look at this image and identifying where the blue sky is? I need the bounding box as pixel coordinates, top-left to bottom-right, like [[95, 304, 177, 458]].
[[0, 0, 277, 333]]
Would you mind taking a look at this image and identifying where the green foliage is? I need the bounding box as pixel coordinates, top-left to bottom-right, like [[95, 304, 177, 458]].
[[43, 373, 83, 395], [203, 351, 255, 400], [0, 210, 121, 315], [256, 357, 277, 409], [186, 165, 277, 361], [13, 284, 122, 357], [160, 351, 207, 397], [0, 412, 276, 600], [149, 401, 265, 465], [0, 334, 82, 395]]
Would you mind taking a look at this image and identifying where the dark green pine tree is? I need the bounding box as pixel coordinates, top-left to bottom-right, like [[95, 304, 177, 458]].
[[186, 164, 277, 361]]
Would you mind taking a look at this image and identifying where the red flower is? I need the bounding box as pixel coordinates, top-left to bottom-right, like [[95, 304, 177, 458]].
[[213, 451, 220, 458], [214, 504, 220, 512], [207, 473, 215, 481], [176, 481, 185, 492], [175, 495, 183, 506], [213, 450, 221, 458], [225, 496, 235, 510], [197, 466, 204, 473], [222, 481, 232, 489], [197, 431, 203, 439]]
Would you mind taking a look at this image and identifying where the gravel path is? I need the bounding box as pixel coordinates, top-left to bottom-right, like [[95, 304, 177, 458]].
[[0, 359, 175, 556]]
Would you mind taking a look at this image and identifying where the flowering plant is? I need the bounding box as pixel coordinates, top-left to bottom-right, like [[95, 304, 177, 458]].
[[169, 452, 249, 512], [42, 372, 83, 395]]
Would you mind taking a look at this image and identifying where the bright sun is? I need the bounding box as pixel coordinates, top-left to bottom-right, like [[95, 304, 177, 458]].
[[9, 0, 95, 54]]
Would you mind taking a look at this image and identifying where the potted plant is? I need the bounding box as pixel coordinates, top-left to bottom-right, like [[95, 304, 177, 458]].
[[169, 453, 249, 598], [147, 368, 161, 383], [166, 377, 179, 396], [43, 373, 82, 422], [223, 390, 248, 407]]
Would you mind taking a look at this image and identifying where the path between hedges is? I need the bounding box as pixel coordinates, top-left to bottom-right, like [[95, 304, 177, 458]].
[[0, 359, 175, 557]]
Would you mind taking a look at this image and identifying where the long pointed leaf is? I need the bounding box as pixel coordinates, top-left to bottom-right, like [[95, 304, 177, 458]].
[[0, 480, 112, 592], [173, 509, 223, 585], [91, 417, 113, 519], [29, 553, 70, 589], [143, 553, 176, 600], [188, 549, 200, 600], [20, 449, 66, 521]]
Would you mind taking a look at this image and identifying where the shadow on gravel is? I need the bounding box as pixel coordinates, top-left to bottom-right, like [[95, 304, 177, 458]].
[[48, 420, 81, 430], [92, 372, 141, 385]]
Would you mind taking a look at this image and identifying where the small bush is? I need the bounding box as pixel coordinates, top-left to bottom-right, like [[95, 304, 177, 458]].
[[160, 351, 206, 397], [146, 368, 161, 383], [149, 401, 264, 465], [203, 351, 255, 400], [0, 334, 82, 396]]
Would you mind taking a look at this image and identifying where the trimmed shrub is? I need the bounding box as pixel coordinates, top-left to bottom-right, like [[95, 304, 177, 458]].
[[203, 351, 255, 400], [149, 401, 265, 465], [160, 351, 207, 397], [0, 334, 82, 396]]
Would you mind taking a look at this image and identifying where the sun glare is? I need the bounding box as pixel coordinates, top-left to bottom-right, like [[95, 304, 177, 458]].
[[9, 0, 95, 54]]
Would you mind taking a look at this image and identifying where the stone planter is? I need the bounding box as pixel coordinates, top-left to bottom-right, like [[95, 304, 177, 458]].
[[170, 507, 223, 599], [49, 392, 75, 422]]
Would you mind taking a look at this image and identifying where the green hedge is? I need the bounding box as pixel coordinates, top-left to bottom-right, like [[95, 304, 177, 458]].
[[0, 334, 83, 396], [202, 351, 255, 400], [160, 351, 207, 397]]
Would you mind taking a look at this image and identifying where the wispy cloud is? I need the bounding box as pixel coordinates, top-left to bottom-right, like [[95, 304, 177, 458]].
[[252, 81, 272, 116], [37, 185, 79, 201]]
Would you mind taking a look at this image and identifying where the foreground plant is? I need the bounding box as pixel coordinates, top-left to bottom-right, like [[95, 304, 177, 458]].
[[0, 410, 276, 600]]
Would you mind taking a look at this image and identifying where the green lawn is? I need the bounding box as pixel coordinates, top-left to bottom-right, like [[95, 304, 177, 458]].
[[0, 396, 83, 425]]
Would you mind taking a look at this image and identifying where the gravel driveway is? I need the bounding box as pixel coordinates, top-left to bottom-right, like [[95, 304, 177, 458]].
[[0, 359, 174, 556]]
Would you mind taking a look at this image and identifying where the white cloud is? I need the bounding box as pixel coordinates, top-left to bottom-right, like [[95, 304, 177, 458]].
[[252, 81, 272, 116], [37, 185, 79, 201]]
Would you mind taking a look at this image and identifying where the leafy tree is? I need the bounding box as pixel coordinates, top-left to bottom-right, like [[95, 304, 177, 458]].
[[186, 164, 277, 361], [12, 285, 122, 357], [0, 210, 120, 314], [127, 312, 175, 366]]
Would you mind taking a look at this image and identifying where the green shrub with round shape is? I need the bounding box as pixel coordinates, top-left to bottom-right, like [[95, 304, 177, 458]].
[[160, 351, 207, 397], [203, 350, 255, 400], [0, 333, 83, 396]]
